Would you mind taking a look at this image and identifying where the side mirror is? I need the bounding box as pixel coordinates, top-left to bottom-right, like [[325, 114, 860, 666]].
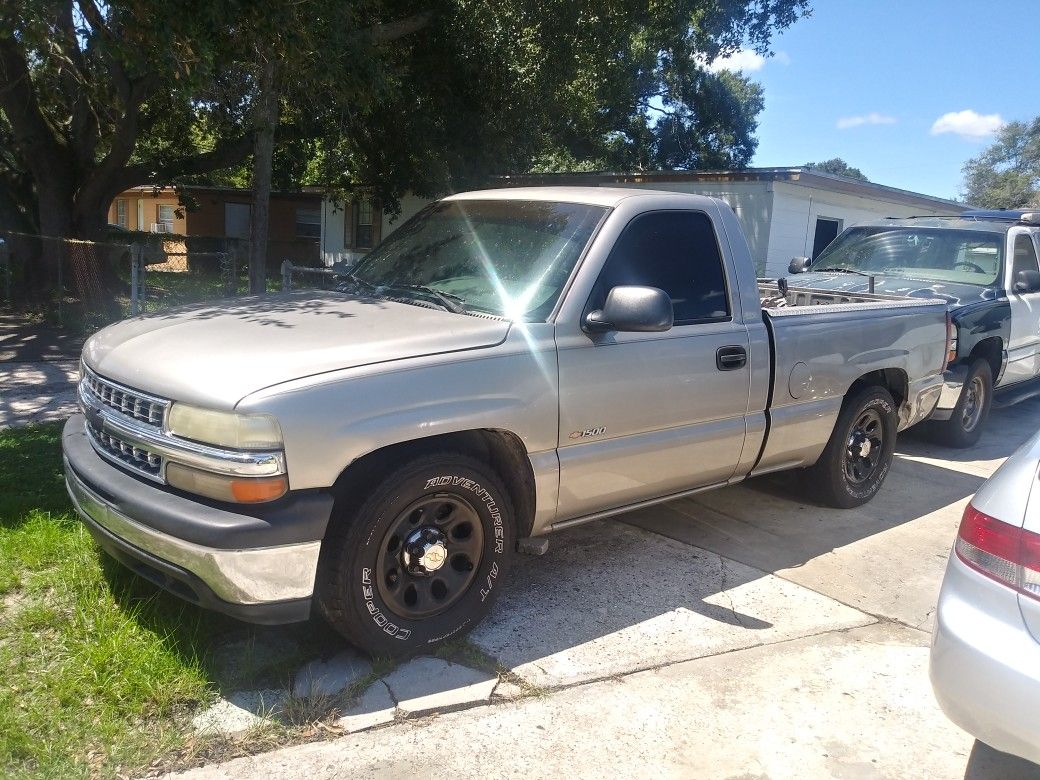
[[1013, 269, 1040, 294], [788, 256, 811, 274], [585, 285, 673, 333]]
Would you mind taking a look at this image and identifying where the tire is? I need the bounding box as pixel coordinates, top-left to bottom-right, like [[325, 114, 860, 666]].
[[316, 452, 516, 658], [924, 359, 992, 449], [804, 385, 898, 509]]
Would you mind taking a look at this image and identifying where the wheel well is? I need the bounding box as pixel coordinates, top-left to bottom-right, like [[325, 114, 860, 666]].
[[966, 337, 1002, 380], [847, 368, 908, 409], [329, 430, 537, 539]]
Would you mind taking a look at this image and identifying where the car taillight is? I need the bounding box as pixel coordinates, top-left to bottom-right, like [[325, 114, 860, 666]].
[[956, 503, 1040, 600]]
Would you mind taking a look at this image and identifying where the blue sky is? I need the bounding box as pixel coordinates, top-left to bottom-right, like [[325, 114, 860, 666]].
[[713, 0, 1040, 200]]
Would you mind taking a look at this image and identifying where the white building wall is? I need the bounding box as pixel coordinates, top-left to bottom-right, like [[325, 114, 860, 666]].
[[320, 194, 430, 266], [763, 182, 963, 277]]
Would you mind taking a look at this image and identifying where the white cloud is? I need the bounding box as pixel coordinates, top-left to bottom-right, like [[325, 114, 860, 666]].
[[772, 51, 792, 66], [930, 109, 1004, 139], [836, 113, 897, 129], [705, 49, 766, 73]]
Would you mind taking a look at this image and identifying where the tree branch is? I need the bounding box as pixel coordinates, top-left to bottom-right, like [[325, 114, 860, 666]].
[[362, 12, 434, 44], [0, 37, 68, 173], [111, 132, 258, 195], [77, 0, 131, 102]]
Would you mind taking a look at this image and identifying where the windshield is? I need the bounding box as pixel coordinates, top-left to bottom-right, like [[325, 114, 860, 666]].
[[346, 199, 607, 320], [810, 226, 1004, 286]]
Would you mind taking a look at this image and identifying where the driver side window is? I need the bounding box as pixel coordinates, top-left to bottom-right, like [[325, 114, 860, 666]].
[[1012, 234, 1040, 278], [588, 210, 730, 325]]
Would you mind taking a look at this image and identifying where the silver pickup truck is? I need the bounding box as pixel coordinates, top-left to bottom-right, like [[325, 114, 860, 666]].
[[63, 187, 950, 656]]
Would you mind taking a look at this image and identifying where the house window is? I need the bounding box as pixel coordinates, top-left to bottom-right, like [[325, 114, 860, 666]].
[[812, 217, 842, 259], [115, 199, 128, 228], [156, 204, 176, 233], [295, 207, 321, 239], [355, 201, 374, 249]]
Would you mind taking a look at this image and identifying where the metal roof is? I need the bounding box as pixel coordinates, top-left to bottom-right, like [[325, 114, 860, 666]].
[[494, 167, 968, 214]]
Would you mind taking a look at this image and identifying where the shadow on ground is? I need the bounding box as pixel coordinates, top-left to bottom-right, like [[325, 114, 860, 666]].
[[0, 314, 84, 362]]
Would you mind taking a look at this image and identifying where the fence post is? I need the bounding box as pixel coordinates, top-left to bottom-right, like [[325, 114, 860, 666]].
[[281, 259, 292, 292], [130, 243, 144, 315], [220, 251, 235, 296], [0, 238, 8, 303]]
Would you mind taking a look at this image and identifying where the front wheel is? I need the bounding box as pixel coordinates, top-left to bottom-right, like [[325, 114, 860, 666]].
[[804, 385, 898, 509], [316, 452, 516, 658], [924, 359, 992, 449]]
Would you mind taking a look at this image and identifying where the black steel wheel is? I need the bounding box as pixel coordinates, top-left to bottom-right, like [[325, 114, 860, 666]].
[[844, 408, 884, 485], [376, 494, 484, 620], [317, 452, 516, 658], [804, 385, 898, 509]]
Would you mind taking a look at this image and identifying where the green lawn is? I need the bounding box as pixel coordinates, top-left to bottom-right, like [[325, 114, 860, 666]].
[[0, 424, 341, 778]]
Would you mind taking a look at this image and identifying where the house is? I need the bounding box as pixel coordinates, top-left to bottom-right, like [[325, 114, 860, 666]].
[[107, 185, 323, 265], [318, 193, 429, 267], [316, 168, 967, 278], [496, 168, 969, 277]]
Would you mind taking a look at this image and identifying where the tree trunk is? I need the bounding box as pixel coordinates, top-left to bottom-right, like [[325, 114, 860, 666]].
[[31, 184, 75, 296], [248, 59, 279, 295]]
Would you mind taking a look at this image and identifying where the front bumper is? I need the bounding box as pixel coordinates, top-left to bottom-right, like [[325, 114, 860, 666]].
[[62, 415, 334, 624], [899, 373, 944, 430], [928, 363, 970, 421], [930, 553, 1040, 766]]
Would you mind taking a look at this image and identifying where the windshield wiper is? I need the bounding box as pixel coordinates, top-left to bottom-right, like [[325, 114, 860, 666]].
[[384, 283, 467, 314], [812, 266, 872, 277], [339, 272, 467, 314]]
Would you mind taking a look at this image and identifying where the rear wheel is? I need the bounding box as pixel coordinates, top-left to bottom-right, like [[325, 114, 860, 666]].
[[316, 452, 515, 658], [925, 359, 992, 449], [804, 385, 898, 508]]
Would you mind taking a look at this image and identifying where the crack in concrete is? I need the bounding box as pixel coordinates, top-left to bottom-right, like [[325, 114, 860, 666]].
[[717, 553, 747, 629]]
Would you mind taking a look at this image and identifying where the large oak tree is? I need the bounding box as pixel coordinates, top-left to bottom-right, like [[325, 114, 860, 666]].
[[1, 0, 808, 295]]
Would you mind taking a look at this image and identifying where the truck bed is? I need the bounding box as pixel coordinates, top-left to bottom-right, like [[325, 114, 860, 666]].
[[750, 279, 948, 476], [757, 280, 932, 308]]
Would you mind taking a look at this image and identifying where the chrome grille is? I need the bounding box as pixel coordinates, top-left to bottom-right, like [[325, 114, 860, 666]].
[[86, 421, 163, 478], [81, 367, 168, 427]]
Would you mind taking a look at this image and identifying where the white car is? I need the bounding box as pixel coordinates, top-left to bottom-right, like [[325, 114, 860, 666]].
[[931, 427, 1040, 765]]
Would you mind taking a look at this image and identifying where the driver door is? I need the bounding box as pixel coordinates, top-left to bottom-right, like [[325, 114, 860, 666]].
[[1004, 230, 1040, 385], [555, 210, 751, 520]]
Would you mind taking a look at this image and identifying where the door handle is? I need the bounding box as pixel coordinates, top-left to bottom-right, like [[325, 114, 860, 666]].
[[716, 345, 747, 371]]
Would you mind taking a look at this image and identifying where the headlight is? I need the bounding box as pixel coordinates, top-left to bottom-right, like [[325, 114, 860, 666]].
[[166, 462, 288, 503], [167, 404, 282, 449]]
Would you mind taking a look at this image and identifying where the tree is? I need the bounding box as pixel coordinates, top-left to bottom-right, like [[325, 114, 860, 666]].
[[1, 0, 808, 299], [805, 158, 869, 181], [962, 118, 1040, 209]]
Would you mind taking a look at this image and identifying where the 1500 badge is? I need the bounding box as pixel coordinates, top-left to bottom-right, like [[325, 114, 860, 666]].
[[569, 426, 606, 440]]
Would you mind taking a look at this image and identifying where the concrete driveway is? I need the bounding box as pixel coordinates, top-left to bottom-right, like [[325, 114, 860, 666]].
[[181, 396, 1040, 780]]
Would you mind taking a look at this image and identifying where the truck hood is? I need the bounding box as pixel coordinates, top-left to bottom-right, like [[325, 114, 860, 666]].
[[791, 271, 998, 307], [82, 292, 511, 408]]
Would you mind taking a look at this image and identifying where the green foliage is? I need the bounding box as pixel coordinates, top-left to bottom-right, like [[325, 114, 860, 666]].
[[2, 0, 807, 237], [962, 118, 1040, 209], [805, 158, 869, 181]]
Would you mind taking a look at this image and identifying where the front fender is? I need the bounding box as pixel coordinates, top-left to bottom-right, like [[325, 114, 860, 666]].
[[235, 325, 560, 491]]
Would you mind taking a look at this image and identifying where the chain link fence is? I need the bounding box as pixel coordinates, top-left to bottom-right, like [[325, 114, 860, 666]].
[[0, 231, 323, 329]]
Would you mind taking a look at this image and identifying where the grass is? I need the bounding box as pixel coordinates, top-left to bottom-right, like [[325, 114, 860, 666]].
[[0, 424, 342, 778]]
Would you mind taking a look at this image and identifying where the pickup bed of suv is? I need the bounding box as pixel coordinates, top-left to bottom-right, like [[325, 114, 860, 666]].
[[788, 209, 1040, 447], [63, 187, 950, 656]]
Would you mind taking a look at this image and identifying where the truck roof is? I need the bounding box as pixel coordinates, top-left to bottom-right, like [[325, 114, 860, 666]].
[[860, 215, 1026, 234], [444, 186, 716, 209]]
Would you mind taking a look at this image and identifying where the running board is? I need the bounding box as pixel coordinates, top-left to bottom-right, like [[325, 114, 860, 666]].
[[550, 479, 734, 532], [993, 377, 1040, 409]]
